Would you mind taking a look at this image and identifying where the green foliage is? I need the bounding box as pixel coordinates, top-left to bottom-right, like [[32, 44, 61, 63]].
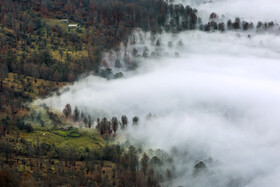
[[54, 127, 81, 137], [114, 72, 124, 79], [16, 119, 34, 133], [20, 128, 105, 152]]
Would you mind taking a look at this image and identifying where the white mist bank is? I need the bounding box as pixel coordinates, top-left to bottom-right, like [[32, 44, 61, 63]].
[[173, 0, 280, 23], [40, 30, 280, 186]]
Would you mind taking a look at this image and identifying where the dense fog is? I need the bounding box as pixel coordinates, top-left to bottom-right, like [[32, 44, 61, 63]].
[[40, 29, 280, 186], [39, 1, 280, 186], [173, 0, 280, 22]]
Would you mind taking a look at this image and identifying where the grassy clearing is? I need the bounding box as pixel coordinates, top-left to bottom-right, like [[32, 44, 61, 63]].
[[45, 18, 70, 30], [21, 104, 106, 152], [20, 128, 105, 151]]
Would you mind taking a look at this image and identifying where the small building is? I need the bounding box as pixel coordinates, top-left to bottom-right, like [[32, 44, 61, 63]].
[[68, 24, 79, 29], [60, 19, 69, 23]]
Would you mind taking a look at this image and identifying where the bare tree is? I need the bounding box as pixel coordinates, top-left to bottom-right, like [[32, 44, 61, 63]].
[[111, 117, 119, 134], [121, 115, 128, 129], [88, 115, 93, 128], [132, 116, 139, 125], [141, 153, 149, 177], [63, 104, 72, 118], [73, 106, 80, 121]]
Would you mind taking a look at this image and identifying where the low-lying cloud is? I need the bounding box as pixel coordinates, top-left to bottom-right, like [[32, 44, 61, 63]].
[[173, 0, 280, 23], [40, 30, 280, 186]]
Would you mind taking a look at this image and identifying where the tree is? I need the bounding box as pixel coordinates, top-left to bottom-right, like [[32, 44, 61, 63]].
[[209, 12, 218, 20], [132, 48, 138, 57], [233, 17, 241, 29], [40, 49, 53, 65], [141, 153, 149, 177], [128, 145, 138, 182], [73, 106, 80, 121], [143, 47, 149, 57], [132, 116, 139, 125], [115, 59, 122, 68], [166, 168, 172, 180], [151, 156, 163, 167], [193, 161, 206, 177], [227, 19, 232, 30], [146, 168, 157, 187], [63, 104, 72, 118], [121, 115, 128, 129], [218, 22, 225, 32], [0, 63, 8, 92], [111, 117, 118, 134], [83, 116, 88, 127], [4, 49, 16, 72], [88, 115, 93, 128]]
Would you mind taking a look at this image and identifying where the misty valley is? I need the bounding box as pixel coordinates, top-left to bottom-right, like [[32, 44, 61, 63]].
[[1, 0, 280, 186]]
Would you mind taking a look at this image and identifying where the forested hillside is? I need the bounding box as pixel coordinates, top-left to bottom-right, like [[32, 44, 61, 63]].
[[1, 0, 278, 186], [0, 0, 200, 116], [0, 0, 198, 81], [0, 0, 199, 186]]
